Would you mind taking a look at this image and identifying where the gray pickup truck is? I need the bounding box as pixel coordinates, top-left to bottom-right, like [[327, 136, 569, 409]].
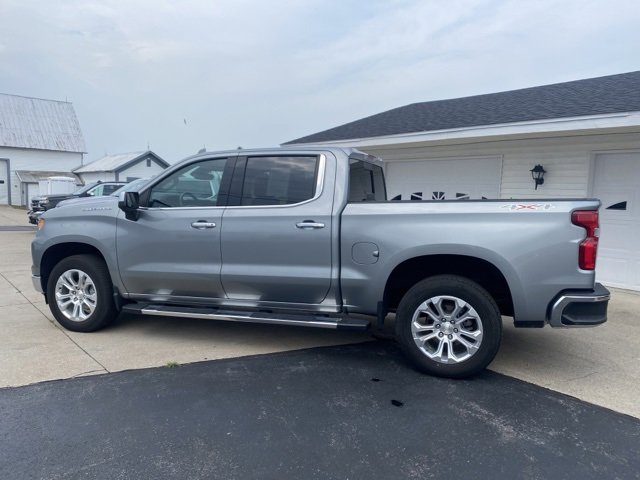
[[31, 147, 609, 378]]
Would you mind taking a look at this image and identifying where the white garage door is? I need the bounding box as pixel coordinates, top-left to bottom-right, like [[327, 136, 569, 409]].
[[385, 156, 502, 201], [592, 151, 640, 291], [26, 183, 40, 207], [0, 160, 8, 205]]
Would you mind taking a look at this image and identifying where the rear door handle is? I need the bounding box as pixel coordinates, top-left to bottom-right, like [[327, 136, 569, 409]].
[[296, 221, 325, 229], [191, 221, 216, 229]]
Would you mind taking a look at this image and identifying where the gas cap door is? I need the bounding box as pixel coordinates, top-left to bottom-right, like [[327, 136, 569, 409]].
[[352, 242, 380, 264]]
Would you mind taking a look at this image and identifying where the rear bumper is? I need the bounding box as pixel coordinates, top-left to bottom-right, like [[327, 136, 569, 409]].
[[548, 283, 610, 328]]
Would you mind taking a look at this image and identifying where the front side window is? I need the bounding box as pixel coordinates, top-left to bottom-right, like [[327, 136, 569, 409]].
[[87, 185, 103, 196], [348, 159, 386, 202], [148, 158, 228, 208], [240, 156, 318, 206]]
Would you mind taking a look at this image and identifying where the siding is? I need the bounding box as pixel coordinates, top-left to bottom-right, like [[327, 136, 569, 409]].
[[363, 131, 640, 199], [0, 146, 83, 205], [117, 159, 166, 181]]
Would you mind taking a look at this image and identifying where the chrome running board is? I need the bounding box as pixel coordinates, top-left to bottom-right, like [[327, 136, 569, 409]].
[[122, 304, 370, 331]]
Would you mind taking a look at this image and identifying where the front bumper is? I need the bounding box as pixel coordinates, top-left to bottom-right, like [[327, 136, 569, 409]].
[[27, 210, 43, 224], [548, 283, 610, 328], [32, 275, 43, 293]]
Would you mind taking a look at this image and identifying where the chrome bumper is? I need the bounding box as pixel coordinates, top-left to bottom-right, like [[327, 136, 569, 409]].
[[548, 283, 610, 328], [32, 275, 43, 293]]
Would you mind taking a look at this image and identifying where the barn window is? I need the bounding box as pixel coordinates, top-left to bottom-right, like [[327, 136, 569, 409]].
[[432, 191, 445, 200], [146, 159, 152, 167]]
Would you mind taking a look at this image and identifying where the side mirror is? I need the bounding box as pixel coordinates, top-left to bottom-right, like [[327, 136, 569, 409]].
[[118, 191, 140, 221]]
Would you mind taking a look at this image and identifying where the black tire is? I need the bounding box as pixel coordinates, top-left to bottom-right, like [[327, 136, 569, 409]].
[[47, 254, 116, 332], [395, 275, 502, 379]]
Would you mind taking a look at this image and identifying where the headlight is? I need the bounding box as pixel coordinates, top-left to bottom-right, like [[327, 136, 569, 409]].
[[39, 197, 49, 205]]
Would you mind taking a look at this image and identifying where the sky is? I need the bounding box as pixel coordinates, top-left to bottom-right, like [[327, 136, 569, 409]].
[[1, 0, 639, 163]]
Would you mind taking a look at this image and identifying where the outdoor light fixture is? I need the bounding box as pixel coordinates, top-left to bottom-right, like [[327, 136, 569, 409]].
[[530, 164, 546, 190]]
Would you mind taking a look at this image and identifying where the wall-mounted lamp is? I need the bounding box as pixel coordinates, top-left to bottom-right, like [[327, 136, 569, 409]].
[[530, 164, 546, 190]]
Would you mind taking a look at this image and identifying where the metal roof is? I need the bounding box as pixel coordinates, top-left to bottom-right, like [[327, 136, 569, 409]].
[[74, 150, 168, 173], [15, 170, 80, 184], [285, 70, 640, 144], [0, 93, 86, 152]]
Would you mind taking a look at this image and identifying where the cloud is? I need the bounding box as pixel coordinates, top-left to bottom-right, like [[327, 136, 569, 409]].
[[0, 0, 639, 160]]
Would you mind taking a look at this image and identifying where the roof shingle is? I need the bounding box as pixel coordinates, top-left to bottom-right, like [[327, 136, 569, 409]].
[[285, 71, 640, 145], [74, 151, 168, 173]]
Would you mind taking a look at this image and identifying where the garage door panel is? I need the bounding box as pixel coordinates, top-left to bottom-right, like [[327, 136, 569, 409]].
[[0, 159, 8, 205], [593, 152, 640, 291], [386, 156, 501, 201]]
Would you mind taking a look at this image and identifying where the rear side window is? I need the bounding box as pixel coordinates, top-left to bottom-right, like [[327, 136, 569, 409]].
[[240, 156, 318, 206], [348, 160, 386, 202]]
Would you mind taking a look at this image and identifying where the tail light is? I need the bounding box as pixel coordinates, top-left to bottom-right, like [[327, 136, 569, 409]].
[[571, 210, 599, 270]]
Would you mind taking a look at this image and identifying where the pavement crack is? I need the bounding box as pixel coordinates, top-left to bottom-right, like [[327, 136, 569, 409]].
[[3, 271, 112, 375], [564, 371, 600, 382], [52, 326, 112, 374]]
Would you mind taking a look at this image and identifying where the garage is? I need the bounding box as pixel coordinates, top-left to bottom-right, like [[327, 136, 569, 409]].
[[287, 70, 640, 291], [592, 151, 640, 290], [384, 156, 502, 201]]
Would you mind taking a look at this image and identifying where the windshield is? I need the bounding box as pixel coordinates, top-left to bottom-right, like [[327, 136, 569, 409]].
[[111, 178, 151, 196], [73, 183, 98, 195]]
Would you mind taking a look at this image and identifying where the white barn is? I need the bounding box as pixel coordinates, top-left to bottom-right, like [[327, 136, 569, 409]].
[[286, 71, 640, 291], [73, 151, 169, 184], [0, 93, 86, 206]]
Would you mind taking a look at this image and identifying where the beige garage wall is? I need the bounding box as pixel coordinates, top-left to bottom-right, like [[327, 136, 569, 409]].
[[363, 131, 640, 199]]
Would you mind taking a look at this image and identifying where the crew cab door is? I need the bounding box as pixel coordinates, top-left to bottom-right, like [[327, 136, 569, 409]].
[[220, 154, 333, 305], [116, 155, 233, 301]]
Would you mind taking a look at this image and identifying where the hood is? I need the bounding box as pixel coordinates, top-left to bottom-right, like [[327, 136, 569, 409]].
[[56, 195, 119, 209]]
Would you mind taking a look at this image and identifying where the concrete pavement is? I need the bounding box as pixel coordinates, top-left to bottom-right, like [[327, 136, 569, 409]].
[[1, 205, 639, 418]]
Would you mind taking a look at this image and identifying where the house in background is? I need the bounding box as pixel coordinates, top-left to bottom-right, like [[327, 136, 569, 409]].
[[73, 151, 169, 185], [0, 93, 86, 206], [286, 71, 640, 291]]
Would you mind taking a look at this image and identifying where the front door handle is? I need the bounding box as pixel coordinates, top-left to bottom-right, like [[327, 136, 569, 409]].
[[296, 221, 325, 229], [191, 221, 216, 229]]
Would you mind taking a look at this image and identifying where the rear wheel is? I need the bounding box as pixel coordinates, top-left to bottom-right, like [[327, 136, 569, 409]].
[[395, 275, 502, 378], [47, 254, 116, 332]]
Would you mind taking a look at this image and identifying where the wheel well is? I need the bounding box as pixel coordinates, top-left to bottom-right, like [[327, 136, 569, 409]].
[[40, 243, 106, 291], [383, 255, 514, 317]]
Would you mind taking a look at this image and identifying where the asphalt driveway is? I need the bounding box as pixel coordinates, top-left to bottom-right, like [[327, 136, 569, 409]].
[[1, 342, 639, 480]]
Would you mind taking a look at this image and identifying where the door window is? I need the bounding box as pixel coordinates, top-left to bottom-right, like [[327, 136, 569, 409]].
[[87, 185, 103, 196], [240, 156, 318, 206], [148, 158, 228, 208]]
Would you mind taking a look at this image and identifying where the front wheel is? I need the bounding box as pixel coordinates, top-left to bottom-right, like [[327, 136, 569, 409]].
[[47, 254, 116, 332], [395, 275, 502, 378]]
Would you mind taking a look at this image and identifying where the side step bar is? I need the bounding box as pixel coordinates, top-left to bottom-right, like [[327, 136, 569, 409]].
[[122, 304, 370, 331]]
